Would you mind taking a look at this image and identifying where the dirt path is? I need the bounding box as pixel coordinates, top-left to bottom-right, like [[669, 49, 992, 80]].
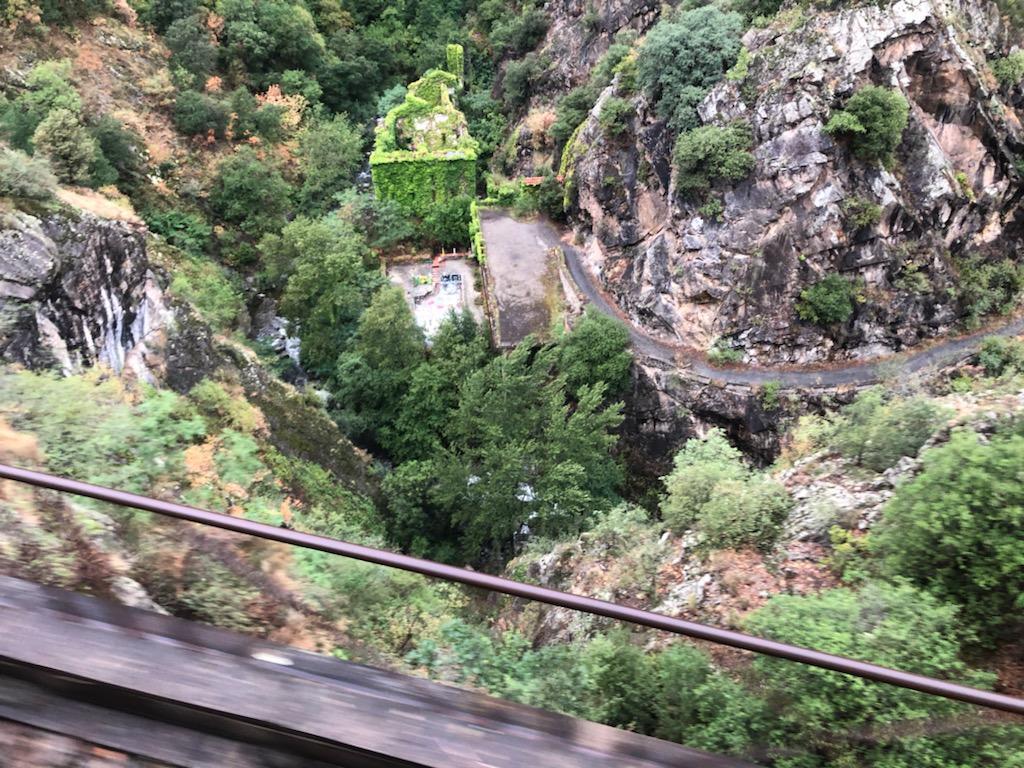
[[503, 212, 1024, 388]]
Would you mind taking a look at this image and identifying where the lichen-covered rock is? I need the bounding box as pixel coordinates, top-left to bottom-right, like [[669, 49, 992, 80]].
[[567, 0, 1024, 364]]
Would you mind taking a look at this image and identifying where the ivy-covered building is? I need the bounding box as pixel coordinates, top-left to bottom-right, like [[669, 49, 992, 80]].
[[369, 48, 477, 217]]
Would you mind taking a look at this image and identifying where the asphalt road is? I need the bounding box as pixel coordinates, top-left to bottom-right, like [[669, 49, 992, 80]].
[[513, 213, 1024, 388]]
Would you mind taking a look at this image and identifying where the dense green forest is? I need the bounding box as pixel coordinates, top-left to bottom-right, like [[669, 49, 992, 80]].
[[1, 0, 1024, 765]]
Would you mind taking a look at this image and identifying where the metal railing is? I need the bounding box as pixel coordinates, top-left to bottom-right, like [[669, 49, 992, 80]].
[[1, 461, 1021, 717]]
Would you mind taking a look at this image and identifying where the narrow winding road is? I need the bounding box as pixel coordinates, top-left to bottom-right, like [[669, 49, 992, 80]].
[[514, 213, 1024, 389]]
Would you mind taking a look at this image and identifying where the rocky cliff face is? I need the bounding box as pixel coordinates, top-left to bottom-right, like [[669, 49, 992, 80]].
[[567, 0, 1024, 364], [0, 207, 170, 381]]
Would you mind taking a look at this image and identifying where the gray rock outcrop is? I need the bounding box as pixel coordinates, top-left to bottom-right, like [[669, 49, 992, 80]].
[[565, 0, 1024, 364], [0, 208, 170, 381]]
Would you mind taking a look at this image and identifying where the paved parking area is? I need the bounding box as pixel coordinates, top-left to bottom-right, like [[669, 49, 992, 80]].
[[479, 210, 560, 346]]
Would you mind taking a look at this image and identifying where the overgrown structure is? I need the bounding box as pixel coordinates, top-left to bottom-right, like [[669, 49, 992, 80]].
[[370, 50, 477, 218]]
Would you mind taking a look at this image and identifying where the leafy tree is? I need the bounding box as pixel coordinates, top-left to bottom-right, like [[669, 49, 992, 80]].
[[297, 115, 364, 215], [0, 146, 57, 199], [387, 311, 491, 462], [87, 116, 145, 193], [746, 583, 1022, 767], [637, 7, 744, 134], [165, 14, 219, 85], [209, 148, 292, 241], [876, 428, 1024, 644], [501, 53, 544, 112], [173, 90, 231, 139], [334, 190, 415, 250], [661, 429, 747, 531], [978, 335, 1024, 376], [331, 285, 426, 442], [420, 194, 472, 246], [598, 96, 634, 137], [673, 123, 755, 193], [556, 307, 632, 397], [825, 86, 909, 164], [216, 0, 326, 81], [433, 344, 624, 563], [275, 216, 382, 375], [489, 4, 549, 58], [829, 388, 945, 472], [1, 60, 81, 151], [32, 108, 97, 185], [145, 0, 201, 33], [797, 273, 855, 325]]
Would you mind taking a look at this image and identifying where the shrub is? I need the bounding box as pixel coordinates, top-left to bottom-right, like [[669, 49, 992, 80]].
[[977, 335, 1024, 376], [173, 90, 230, 139], [825, 85, 909, 164], [637, 7, 744, 134], [841, 195, 882, 229], [31, 108, 97, 185], [760, 380, 780, 410], [168, 256, 244, 329], [145, 209, 211, 255], [991, 51, 1024, 88], [876, 427, 1024, 644], [209, 148, 292, 240], [673, 123, 755, 194], [0, 146, 57, 199], [956, 255, 1024, 323], [745, 584, 1019, 765], [420, 194, 472, 246], [796, 274, 855, 325], [707, 341, 743, 365], [598, 96, 634, 138], [297, 115, 364, 215], [557, 306, 632, 397], [829, 387, 946, 472], [697, 477, 792, 551], [661, 428, 747, 532]]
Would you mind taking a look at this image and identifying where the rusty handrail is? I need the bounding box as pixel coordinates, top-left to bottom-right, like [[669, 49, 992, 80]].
[[1, 462, 1021, 717]]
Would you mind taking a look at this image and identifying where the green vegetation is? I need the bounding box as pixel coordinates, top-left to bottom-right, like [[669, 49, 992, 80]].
[[978, 335, 1024, 376], [674, 124, 755, 194], [876, 427, 1024, 644], [797, 274, 856, 325], [829, 387, 946, 472], [841, 195, 882, 229], [955, 254, 1024, 324], [598, 96, 634, 137], [296, 115, 364, 215], [637, 6, 744, 135], [370, 68, 477, 226], [707, 340, 744, 364], [991, 51, 1024, 87], [825, 86, 909, 165], [0, 146, 57, 199], [661, 429, 791, 550], [746, 583, 1022, 766]]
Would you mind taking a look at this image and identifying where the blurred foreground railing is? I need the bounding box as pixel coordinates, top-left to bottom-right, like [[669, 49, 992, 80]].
[[1, 461, 1021, 717]]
